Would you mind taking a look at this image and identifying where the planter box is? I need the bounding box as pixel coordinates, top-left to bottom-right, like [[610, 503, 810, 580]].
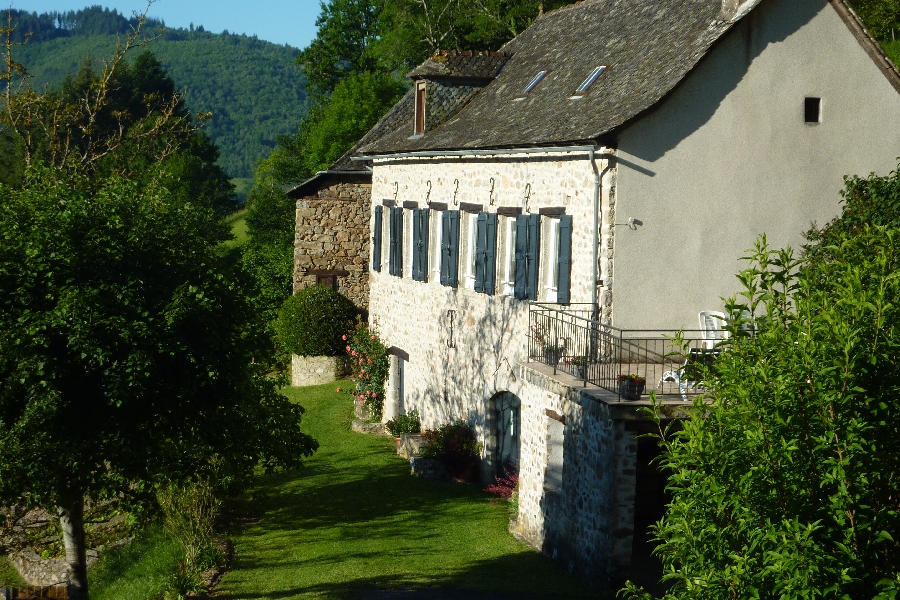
[[399, 434, 423, 459], [618, 380, 646, 400], [291, 355, 349, 387]]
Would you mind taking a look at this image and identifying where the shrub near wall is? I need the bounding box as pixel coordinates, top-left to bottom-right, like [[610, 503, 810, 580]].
[[342, 318, 389, 420], [275, 285, 358, 357]]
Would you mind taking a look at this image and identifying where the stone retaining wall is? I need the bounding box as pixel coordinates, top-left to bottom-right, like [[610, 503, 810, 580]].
[[291, 355, 349, 387]]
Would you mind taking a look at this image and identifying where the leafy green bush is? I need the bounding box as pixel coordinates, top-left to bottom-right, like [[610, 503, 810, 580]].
[[385, 410, 421, 437], [624, 230, 900, 599], [420, 420, 483, 480], [275, 285, 358, 356]]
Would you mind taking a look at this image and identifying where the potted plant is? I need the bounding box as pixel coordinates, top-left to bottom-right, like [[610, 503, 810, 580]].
[[531, 325, 566, 367], [617, 373, 646, 400], [385, 409, 421, 453], [566, 355, 589, 379]]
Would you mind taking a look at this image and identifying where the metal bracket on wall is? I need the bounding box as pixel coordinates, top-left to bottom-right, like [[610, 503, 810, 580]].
[[489, 177, 496, 205], [523, 182, 532, 213], [452, 179, 460, 206], [393, 181, 399, 200], [446, 310, 457, 349], [425, 180, 432, 206]]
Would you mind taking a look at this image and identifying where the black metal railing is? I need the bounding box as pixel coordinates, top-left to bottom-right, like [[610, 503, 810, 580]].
[[528, 304, 719, 401]]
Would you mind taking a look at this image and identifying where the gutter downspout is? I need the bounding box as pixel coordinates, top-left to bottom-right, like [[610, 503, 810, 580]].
[[590, 147, 601, 319]]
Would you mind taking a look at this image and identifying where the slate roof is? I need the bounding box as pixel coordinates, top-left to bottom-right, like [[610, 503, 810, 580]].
[[358, 0, 760, 153], [407, 50, 510, 80]]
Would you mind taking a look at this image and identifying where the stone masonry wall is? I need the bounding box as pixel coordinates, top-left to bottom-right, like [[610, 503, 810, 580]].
[[294, 182, 371, 309], [368, 152, 630, 590]]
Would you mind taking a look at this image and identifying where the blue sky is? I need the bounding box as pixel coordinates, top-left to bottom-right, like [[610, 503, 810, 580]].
[[13, 0, 323, 49]]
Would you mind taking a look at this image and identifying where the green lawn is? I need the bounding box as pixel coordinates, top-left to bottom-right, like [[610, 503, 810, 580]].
[[218, 382, 595, 599], [89, 525, 182, 600], [223, 208, 249, 248]]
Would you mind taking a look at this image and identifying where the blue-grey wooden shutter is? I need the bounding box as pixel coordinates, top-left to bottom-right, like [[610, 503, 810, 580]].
[[442, 210, 460, 287], [514, 214, 528, 299], [557, 215, 572, 304], [419, 208, 430, 282], [474, 212, 487, 293], [388, 206, 397, 276], [372, 205, 382, 273], [525, 214, 541, 300], [390, 207, 403, 277], [412, 208, 422, 280], [485, 213, 497, 295]]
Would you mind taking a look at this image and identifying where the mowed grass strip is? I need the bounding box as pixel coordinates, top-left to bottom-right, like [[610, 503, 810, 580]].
[[218, 382, 595, 600]]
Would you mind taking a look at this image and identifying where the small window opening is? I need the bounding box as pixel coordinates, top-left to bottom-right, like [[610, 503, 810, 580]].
[[805, 97, 822, 124], [414, 81, 426, 135], [514, 70, 549, 101], [570, 65, 607, 99]]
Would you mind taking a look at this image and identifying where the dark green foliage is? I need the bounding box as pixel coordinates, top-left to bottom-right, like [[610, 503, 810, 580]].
[[0, 126, 23, 187], [420, 421, 483, 459], [296, 0, 383, 97], [0, 163, 317, 555], [13, 27, 310, 178], [804, 161, 900, 263], [275, 286, 359, 356], [289, 71, 406, 176], [846, 0, 900, 41], [385, 409, 421, 437], [623, 230, 900, 598]]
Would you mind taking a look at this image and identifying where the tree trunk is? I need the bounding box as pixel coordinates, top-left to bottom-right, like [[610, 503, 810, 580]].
[[58, 495, 88, 600]]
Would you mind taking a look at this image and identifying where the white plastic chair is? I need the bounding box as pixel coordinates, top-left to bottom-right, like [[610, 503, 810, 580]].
[[699, 310, 729, 350]]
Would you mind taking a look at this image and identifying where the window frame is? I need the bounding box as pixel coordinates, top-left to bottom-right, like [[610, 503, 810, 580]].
[[502, 216, 516, 296], [465, 212, 479, 290]]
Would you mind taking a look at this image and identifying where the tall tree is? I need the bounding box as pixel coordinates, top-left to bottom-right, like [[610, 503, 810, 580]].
[[0, 14, 316, 599]]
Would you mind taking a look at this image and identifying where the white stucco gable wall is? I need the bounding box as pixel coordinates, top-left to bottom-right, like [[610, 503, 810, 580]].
[[613, 0, 900, 330]]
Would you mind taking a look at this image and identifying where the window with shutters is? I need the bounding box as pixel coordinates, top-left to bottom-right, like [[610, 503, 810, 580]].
[[544, 218, 561, 302], [440, 210, 460, 288], [501, 216, 516, 296], [432, 210, 443, 280], [514, 213, 541, 300], [407, 209, 415, 277], [473, 212, 498, 295], [542, 215, 572, 304], [465, 213, 478, 290]]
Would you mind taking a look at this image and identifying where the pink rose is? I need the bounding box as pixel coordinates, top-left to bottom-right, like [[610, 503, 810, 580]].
[[370, 335, 376, 340], [342, 334, 347, 341], [346, 345, 351, 352], [336, 387, 342, 393], [351, 350, 357, 356]]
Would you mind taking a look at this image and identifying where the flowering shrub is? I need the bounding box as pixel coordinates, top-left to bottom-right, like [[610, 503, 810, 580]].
[[343, 317, 389, 420], [486, 464, 520, 518]]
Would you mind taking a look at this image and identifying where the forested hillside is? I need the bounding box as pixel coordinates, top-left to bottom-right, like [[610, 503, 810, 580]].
[[10, 7, 311, 179]]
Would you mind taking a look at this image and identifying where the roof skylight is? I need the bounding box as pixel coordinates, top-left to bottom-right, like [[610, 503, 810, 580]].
[[513, 70, 549, 101], [570, 65, 607, 99]]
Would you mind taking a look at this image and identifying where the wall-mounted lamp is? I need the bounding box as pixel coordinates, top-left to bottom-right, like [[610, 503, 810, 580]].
[[615, 217, 641, 229]]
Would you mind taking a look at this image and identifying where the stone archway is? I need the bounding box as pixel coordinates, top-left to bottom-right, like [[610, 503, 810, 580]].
[[487, 391, 521, 479]]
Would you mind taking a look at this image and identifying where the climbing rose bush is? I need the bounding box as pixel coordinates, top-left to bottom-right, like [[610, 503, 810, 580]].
[[343, 317, 389, 420]]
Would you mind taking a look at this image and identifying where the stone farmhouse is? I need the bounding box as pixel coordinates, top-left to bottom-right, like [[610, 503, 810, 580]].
[[301, 0, 900, 591]]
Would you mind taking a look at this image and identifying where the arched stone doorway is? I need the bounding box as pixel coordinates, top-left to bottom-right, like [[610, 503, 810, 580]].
[[490, 391, 521, 477]]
